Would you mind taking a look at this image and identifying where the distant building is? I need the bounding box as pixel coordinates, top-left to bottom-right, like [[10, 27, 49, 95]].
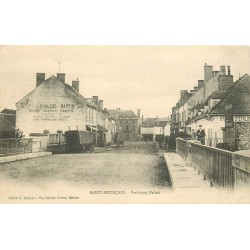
[[140, 117, 170, 141], [16, 73, 97, 137], [0, 109, 16, 139], [108, 108, 140, 141]]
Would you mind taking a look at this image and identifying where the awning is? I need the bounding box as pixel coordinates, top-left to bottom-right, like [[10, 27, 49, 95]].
[[97, 125, 108, 133], [86, 125, 98, 131]]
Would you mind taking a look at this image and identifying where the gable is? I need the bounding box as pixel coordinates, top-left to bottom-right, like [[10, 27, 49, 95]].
[[16, 76, 94, 108]]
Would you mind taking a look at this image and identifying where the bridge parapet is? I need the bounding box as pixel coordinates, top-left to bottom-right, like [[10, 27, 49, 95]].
[[176, 138, 250, 190]]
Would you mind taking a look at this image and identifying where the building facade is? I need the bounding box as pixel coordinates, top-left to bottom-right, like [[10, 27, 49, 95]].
[[88, 96, 116, 146], [170, 64, 250, 151], [16, 73, 97, 137], [140, 117, 170, 141], [108, 108, 140, 141]]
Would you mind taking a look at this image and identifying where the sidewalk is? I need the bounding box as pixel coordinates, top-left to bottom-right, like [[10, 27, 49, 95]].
[[0, 152, 52, 164], [164, 152, 219, 191]]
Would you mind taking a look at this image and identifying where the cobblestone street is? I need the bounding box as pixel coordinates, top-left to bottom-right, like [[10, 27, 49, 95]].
[[0, 142, 171, 191]]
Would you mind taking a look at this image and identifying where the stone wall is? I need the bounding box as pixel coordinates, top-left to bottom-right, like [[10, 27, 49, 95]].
[[235, 122, 250, 150]]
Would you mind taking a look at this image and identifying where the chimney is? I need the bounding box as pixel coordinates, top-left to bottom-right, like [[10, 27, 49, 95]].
[[137, 109, 141, 119], [92, 96, 98, 105], [198, 80, 204, 88], [220, 65, 226, 75], [180, 90, 188, 101], [194, 86, 199, 92], [228, 66, 231, 75], [204, 63, 213, 83], [36, 73, 45, 87], [57, 73, 65, 84], [72, 78, 79, 92], [98, 100, 103, 110]]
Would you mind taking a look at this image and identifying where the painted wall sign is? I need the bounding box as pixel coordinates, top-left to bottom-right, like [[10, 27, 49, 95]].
[[234, 116, 250, 122], [28, 103, 79, 121]]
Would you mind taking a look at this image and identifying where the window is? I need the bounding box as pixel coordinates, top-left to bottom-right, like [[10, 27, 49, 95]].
[[86, 107, 89, 121], [89, 108, 91, 122], [133, 125, 135, 131], [126, 125, 129, 131]]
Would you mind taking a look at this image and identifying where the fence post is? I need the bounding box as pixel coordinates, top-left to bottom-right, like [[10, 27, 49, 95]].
[[57, 130, 63, 144]]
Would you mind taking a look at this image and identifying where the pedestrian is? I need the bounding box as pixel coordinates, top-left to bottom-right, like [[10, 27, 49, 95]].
[[196, 125, 206, 145]]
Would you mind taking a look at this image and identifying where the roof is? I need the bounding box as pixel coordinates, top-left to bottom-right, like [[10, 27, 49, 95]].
[[190, 103, 204, 111], [0, 114, 15, 132], [204, 91, 228, 105], [16, 75, 97, 109], [0, 109, 16, 127], [97, 124, 108, 132], [208, 91, 227, 100], [141, 118, 169, 127], [107, 109, 137, 119], [1, 109, 16, 115], [211, 74, 250, 115]]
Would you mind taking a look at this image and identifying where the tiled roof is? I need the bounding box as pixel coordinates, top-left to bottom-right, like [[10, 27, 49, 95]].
[[0, 109, 16, 127], [107, 109, 137, 119], [211, 74, 250, 115], [141, 118, 169, 127], [208, 91, 227, 100], [0, 114, 15, 131], [1, 109, 16, 115], [190, 103, 204, 111], [204, 91, 227, 105]]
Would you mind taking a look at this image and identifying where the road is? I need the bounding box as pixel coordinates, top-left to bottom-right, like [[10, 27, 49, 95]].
[[0, 141, 171, 193]]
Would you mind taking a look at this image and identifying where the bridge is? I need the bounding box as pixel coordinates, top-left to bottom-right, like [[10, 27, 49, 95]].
[[169, 138, 250, 190]]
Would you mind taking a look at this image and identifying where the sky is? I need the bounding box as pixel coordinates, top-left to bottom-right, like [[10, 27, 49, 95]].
[[0, 46, 249, 117]]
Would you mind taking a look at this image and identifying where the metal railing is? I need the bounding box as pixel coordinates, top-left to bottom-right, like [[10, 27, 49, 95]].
[[176, 137, 189, 159], [0, 138, 33, 157], [176, 138, 234, 189], [204, 138, 239, 152]]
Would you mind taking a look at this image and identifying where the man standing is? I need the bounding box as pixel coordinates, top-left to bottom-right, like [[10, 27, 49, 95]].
[[196, 125, 206, 145]]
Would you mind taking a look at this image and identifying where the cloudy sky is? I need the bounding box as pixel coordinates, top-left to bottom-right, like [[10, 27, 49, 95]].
[[0, 46, 249, 117]]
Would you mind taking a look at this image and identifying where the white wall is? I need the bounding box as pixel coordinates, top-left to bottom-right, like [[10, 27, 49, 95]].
[[188, 116, 225, 140], [16, 79, 96, 136]]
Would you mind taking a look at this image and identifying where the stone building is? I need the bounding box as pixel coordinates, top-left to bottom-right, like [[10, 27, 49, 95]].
[[16, 73, 97, 137], [208, 74, 250, 150], [108, 108, 140, 141]]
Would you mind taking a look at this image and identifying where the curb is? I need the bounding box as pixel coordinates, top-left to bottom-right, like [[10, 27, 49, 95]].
[[163, 153, 175, 189], [0, 152, 52, 164]]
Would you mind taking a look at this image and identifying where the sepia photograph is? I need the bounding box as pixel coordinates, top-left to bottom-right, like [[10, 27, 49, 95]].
[[0, 45, 249, 204], [1, 1, 250, 250]]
